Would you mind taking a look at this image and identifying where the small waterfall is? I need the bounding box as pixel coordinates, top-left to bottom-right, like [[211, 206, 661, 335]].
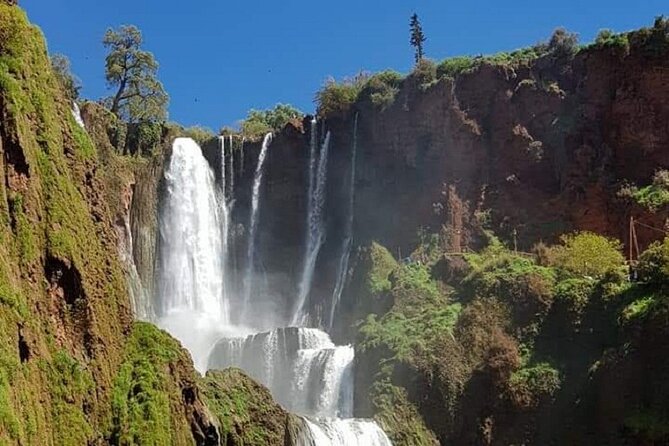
[[71, 101, 85, 128], [208, 327, 353, 417], [218, 136, 230, 299], [117, 211, 153, 321], [156, 137, 228, 371], [293, 417, 392, 446], [241, 133, 273, 321], [228, 135, 235, 200], [329, 114, 359, 330], [293, 124, 331, 326]]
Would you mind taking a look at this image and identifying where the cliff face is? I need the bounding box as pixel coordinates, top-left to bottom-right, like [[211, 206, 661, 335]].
[[0, 5, 294, 445], [200, 32, 668, 329]]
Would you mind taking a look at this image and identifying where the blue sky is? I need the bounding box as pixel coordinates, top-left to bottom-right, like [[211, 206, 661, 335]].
[[22, 0, 667, 130]]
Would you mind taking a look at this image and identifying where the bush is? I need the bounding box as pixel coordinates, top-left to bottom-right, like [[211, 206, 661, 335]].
[[436, 56, 477, 79], [628, 170, 669, 211], [594, 29, 630, 52], [366, 242, 398, 295], [183, 125, 214, 145], [508, 362, 561, 408], [240, 104, 303, 138], [50, 54, 81, 101], [638, 237, 669, 284], [547, 28, 579, 58], [409, 58, 437, 89], [547, 231, 625, 278], [554, 277, 596, 316], [315, 72, 369, 117], [359, 70, 403, 109]]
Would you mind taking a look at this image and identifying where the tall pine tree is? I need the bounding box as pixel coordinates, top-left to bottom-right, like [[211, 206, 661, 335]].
[[410, 13, 426, 63]]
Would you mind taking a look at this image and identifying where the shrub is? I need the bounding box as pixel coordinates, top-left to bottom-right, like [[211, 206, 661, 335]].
[[366, 242, 398, 295], [638, 237, 669, 285], [629, 170, 669, 211], [508, 362, 561, 408], [620, 295, 657, 323], [240, 104, 303, 138], [50, 54, 81, 101], [594, 29, 630, 52], [436, 56, 477, 79], [547, 231, 625, 278], [409, 58, 437, 89], [359, 70, 403, 109], [183, 125, 214, 145], [547, 28, 579, 58], [555, 277, 596, 316], [315, 72, 369, 117]]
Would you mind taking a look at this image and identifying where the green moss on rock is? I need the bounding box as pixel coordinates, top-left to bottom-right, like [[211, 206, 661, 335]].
[[201, 368, 289, 445]]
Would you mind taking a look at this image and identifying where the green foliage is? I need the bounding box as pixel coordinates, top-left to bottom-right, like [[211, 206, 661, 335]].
[[366, 242, 398, 295], [620, 170, 669, 211], [628, 15, 669, 58], [547, 231, 625, 278], [638, 237, 669, 285], [240, 103, 302, 138], [315, 72, 369, 117], [201, 368, 288, 445], [360, 262, 461, 360], [45, 351, 95, 444], [508, 362, 561, 407], [554, 277, 596, 315], [103, 25, 169, 123], [436, 56, 477, 78], [109, 322, 199, 445], [409, 13, 427, 63], [547, 27, 579, 58], [183, 125, 214, 145], [620, 294, 657, 323], [593, 29, 630, 52], [410, 58, 437, 89], [371, 379, 438, 445], [360, 70, 403, 109], [50, 54, 80, 101]]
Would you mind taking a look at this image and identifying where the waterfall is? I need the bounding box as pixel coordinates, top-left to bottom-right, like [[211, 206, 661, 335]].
[[71, 101, 85, 128], [117, 210, 153, 321], [241, 133, 273, 321], [218, 136, 230, 299], [208, 327, 353, 417], [293, 417, 392, 446], [152, 134, 391, 445], [293, 124, 331, 326], [228, 135, 235, 200], [156, 137, 228, 371], [329, 114, 359, 330]]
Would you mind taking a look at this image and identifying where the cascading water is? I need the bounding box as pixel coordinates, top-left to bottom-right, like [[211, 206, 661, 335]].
[[328, 114, 359, 330], [156, 137, 229, 371], [117, 212, 153, 321], [150, 132, 391, 445], [293, 124, 331, 326], [241, 132, 273, 323], [71, 101, 85, 128]]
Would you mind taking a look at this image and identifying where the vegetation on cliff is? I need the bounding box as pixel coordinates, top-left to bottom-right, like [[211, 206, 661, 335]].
[[356, 230, 669, 445]]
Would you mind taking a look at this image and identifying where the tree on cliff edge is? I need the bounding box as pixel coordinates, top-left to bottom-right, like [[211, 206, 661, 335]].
[[410, 13, 426, 63], [103, 25, 168, 123]]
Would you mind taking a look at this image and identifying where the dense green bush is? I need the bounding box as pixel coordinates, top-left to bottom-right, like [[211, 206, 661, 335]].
[[620, 170, 669, 211], [409, 58, 437, 89], [593, 29, 630, 52], [508, 362, 561, 408], [240, 103, 302, 138], [366, 242, 398, 295], [638, 237, 669, 285], [436, 56, 477, 78], [315, 72, 369, 117], [359, 70, 403, 109], [547, 231, 625, 278]]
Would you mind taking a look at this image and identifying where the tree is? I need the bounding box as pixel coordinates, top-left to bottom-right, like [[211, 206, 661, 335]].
[[103, 25, 168, 123], [50, 54, 81, 101], [410, 13, 426, 64], [547, 231, 625, 278]]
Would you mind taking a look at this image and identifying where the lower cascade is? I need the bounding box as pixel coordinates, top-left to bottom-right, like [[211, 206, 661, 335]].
[[153, 136, 391, 445]]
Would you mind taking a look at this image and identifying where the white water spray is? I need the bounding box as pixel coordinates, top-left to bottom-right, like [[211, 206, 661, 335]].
[[71, 101, 85, 129], [242, 133, 273, 321], [293, 417, 392, 446], [156, 137, 228, 371], [329, 114, 359, 330], [293, 125, 331, 326]]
